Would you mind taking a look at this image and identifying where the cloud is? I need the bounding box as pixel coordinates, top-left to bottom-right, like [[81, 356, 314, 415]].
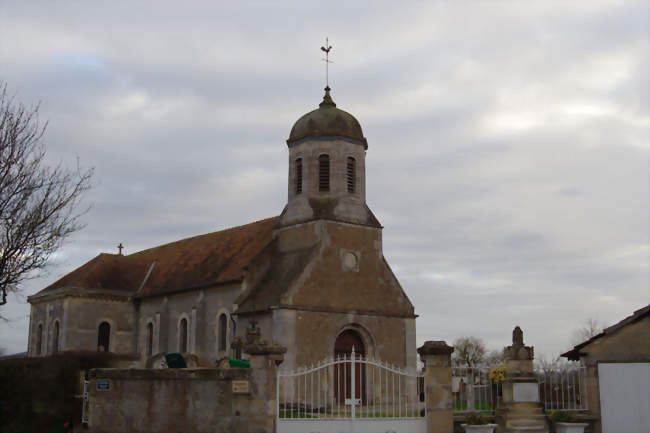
[[0, 0, 648, 359]]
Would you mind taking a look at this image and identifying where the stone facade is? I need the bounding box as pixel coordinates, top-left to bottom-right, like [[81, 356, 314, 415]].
[[26, 88, 417, 376], [28, 291, 135, 357]]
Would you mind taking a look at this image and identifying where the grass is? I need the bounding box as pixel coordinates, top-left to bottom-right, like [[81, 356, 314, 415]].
[[453, 401, 499, 412]]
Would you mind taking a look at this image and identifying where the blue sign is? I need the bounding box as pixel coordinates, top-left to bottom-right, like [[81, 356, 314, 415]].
[[96, 379, 111, 391]]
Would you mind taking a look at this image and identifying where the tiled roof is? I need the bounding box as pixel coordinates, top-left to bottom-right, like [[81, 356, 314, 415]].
[[35, 217, 279, 298]]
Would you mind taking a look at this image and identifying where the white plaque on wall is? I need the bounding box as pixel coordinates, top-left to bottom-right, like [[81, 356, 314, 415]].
[[513, 383, 539, 402]]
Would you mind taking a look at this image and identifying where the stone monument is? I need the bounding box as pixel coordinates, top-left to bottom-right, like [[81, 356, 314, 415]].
[[496, 326, 549, 433]]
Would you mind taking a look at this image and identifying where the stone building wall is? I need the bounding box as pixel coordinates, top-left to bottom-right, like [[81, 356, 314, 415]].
[[28, 296, 135, 356], [579, 316, 650, 365], [275, 221, 413, 317], [267, 308, 416, 371], [136, 283, 242, 365], [67, 297, 135, 354]]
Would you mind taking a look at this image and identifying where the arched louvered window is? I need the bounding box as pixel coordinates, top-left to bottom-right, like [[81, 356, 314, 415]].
[[295, 158, 303, 194], [179, 318, 188, 353], [319, 154, 330, 192], [98, 322, 110, 352], [218, 313, 228, 352], [146, 322, 154, 356], [36, 324, 43, 355], [347, 157, 356, 193], [53, 321, 60, 354]]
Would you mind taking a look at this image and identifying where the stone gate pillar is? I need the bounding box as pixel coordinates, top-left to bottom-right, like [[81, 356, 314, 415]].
[[242, 320, 287, 433], [418, 340, 454, 433]]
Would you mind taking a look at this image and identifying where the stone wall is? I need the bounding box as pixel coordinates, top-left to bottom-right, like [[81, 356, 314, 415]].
[[0, 352, 130, 433], [87, 337, 284, 433], [87, 368, 273, 433]]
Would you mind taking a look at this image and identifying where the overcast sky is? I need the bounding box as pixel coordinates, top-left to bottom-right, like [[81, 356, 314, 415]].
[[1, 1, 648, 359]]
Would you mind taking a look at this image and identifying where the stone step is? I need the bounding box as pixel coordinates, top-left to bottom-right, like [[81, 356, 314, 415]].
[[504, 428, 549, 433], [507, 419, 547, 425], [503, 413, 546, 417], [504, 427, 549, 433], [506, 422, 548, 429]]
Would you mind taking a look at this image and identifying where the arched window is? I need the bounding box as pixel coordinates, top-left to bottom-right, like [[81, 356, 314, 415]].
[[318, 154, 330, 192], [295, 158, 303, 194], [36, 324, 43, 355], [53, 321, 60, 354], [98, 322, 110, 352], [146, 322, 154, 356], [179, 318, 188, 353], [218, 313, 228, 352], [346, 157, 356, 193]]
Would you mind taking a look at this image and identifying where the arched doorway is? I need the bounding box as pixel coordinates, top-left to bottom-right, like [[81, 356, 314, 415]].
[[334, 329, 366, 404]]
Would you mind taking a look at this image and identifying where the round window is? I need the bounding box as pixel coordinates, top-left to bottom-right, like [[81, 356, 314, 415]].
[[342, 252, 358, 271]]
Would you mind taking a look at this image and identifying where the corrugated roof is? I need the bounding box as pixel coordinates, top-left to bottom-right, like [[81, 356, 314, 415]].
[[35, 216, 279, 298]]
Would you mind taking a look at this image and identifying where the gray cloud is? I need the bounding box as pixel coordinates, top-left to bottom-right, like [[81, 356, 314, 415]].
[[1, 0, 648, 358]]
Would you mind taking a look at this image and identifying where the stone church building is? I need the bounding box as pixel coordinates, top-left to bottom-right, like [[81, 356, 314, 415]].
[[26, 88, 418, 373]]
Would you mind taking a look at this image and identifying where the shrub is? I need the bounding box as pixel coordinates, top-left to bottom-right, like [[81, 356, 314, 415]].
[[465, 413, 488, 425], [549, 410, 577, 423]]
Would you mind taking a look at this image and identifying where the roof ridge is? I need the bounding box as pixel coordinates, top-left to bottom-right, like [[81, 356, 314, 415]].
[[127, 215, 279, 257]]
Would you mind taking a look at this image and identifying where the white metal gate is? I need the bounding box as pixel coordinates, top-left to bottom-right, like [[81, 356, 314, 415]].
[[277, 348, 426, 433]]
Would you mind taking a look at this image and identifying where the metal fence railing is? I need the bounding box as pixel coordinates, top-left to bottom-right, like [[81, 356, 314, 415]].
[[452, 366, 502, 413], [537, 365, 588, 411], [452, 364, 588, 414]]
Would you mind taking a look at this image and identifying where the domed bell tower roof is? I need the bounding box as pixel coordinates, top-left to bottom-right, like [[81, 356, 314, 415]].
[[287, 87, 368, 149]]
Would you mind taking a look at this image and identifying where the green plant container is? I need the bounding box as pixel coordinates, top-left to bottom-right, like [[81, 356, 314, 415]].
[[229, 358, 250, 368]]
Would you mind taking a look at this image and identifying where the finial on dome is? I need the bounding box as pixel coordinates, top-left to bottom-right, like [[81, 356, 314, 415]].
[[319, 86, 336, 108]]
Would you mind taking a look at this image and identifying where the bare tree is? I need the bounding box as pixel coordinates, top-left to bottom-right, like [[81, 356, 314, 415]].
[[452, 336, 487, 366], [570, 317, 604, 346], [485, 348, 505, 366], [535, 353, 571, 375], [0, 82, 93, 306]]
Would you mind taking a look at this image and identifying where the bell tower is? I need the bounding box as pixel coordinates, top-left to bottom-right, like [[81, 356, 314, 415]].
[[280, 87, 379, 228]]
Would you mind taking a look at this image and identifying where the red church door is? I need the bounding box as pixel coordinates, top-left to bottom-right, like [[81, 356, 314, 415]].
[[334, 330, 366, 405]]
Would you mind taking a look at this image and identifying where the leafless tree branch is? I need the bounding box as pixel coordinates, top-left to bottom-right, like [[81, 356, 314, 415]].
[[0, 81, 93, 307]]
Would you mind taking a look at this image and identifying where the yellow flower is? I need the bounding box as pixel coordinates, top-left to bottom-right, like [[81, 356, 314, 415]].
[[490, 366, 506, 383]]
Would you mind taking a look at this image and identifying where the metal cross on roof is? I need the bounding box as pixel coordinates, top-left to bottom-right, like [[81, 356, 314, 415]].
[[320, 37, 333, 88]]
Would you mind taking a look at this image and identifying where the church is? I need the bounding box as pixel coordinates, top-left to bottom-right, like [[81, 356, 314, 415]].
[[26, 87, 418, 373]]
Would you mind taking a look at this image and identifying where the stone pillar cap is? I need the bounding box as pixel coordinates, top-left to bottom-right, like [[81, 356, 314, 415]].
[[417, 340, 454, 356], [244, 341, 287, 356]]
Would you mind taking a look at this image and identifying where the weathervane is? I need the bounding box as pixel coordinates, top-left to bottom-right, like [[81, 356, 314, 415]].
[[320, 37, 333, 88]]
